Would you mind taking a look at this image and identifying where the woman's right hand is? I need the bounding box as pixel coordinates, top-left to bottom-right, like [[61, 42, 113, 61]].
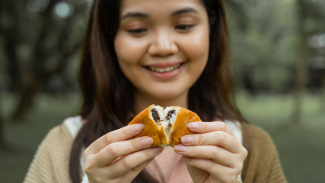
[[84, 124, 164, 183]]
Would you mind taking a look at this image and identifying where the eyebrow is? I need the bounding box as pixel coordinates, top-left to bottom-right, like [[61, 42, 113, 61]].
[[121, 12, 150, 20], [171, 7, 198, 17], [120, 7, 199, 20]]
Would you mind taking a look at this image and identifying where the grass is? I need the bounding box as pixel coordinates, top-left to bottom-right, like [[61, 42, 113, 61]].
[[0, 92, 324, 182], [236, 92, 325, 182], [0, 93, 82, 183]]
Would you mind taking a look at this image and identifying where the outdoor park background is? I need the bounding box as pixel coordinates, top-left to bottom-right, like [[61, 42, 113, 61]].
[[0, 0, 324, 182]]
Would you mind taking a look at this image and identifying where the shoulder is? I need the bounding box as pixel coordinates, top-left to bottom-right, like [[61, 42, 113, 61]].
[[46, 123, 73, 140], [242, 123, 275, 148], [24, 122, 76, 183], [241, 124, 287, 182], [241, 123, 280, 166], [39, 123, 74, 153], [43, 115, 83, 147]]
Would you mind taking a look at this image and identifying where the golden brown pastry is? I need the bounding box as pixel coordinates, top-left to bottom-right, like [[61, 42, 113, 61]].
[[128, 105, 201, 148]]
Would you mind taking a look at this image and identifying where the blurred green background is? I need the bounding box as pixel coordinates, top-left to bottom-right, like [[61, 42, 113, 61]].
[[0, 0, 324, 182]]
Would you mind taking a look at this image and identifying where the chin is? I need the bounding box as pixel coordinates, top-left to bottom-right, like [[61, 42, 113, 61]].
[[149, 87, 187, 101]]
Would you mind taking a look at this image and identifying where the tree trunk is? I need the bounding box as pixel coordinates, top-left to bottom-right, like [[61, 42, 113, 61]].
[[0, 90, 3, 146], [321, 75, 325, 112], [4, 39, 21, 92], [292, 0, 308, 125], [11, 75, 43, 121]]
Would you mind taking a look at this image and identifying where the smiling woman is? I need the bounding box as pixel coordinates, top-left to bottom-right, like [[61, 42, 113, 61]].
[[115, 0, 209, 102], [23, 0, 287, 183]]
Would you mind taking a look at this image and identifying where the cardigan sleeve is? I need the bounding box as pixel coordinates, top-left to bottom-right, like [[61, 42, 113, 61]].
[[23, 127, 58, 183], [266, 151, 287, 183], [242, 124, 287, 183], [23, 125, 74, 183]]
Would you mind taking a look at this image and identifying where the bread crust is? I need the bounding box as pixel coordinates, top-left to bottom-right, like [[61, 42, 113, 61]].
[[128, 105, 201, 147]]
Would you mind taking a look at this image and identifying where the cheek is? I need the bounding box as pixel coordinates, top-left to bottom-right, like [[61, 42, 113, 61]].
[[179, 27, 210, 73], [114, 32, 148, 67]]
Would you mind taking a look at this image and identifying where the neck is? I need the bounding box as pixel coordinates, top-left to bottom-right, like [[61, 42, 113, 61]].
[[134, 90, 189, 115]]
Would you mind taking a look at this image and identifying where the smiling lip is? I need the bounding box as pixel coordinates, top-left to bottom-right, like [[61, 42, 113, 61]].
[[145, 61, 184, 68], [144, 62, 186, 80]]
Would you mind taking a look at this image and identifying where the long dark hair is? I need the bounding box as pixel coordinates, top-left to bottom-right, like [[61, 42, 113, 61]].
[[69, 0, 246, 182]]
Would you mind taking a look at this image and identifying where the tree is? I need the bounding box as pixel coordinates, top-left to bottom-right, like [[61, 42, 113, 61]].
[[0, 0, 89, 120], [292, 0, 325, 124], [292, 0, 309, 125]]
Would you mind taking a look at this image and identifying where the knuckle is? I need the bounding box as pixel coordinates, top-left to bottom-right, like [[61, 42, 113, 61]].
[[107, 145, 119, 157], [132, 139, 139, 150], [84, 148, 90, 157], [105, 133, 113, 145], [242, 147, 248, 158], [196, 134, 204, 145], [122, 158, 133, 169], [188, 146, 197, 155], [229, 169, 239, 178], [237, 162, 244, 172], [122, 126, 131, 135], [84, 162, 94, 174], [201, 123, 208, 131], [94, 176, 105, 183], [216, 131, 226, 141], [211, 147, 219, 157], [218, 122, 228, 131]]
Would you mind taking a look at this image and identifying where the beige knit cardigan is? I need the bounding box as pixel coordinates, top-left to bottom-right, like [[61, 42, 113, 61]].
[[23, 123, 287, 183]]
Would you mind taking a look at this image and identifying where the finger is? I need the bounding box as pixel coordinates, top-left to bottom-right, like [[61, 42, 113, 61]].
[[174, 145, 236, 167], [114, 158, 153, 183], [181, 131, 241, 153], [181, 157, 240, 183], [85, 124, 144, 154], [187, 121, 236, 137], [94, 136, 154, 167], [104, 147, 163, 179]]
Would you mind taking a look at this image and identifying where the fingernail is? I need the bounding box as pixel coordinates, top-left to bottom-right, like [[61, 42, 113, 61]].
[[181, 136, 194, 144], [152, 147, 163, 154], [188, 123, 199, 129], [141, 138, 153, 146], [132, 124, 144, 132], [174, 145, 187, 152], [181, 157, 190, 162]]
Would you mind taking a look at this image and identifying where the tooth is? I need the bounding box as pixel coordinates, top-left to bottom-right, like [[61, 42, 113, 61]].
[[149, 64, 181, 73]]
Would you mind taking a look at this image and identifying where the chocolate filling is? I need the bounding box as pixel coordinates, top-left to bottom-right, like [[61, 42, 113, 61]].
[[165, 110, 176, 121], [151, 108, 160, 123]]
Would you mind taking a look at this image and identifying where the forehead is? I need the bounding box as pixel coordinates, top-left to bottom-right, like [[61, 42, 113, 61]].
[[119, 0, 206, 17]]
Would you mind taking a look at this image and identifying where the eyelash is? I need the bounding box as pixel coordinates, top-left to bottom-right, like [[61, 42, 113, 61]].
[[127, 24, 194, 34], [175, 24, 194, 30], [127, 29, 147, 34]]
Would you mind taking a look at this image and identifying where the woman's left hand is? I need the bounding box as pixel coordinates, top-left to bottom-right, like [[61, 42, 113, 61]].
[[174, 121, 248, 183]]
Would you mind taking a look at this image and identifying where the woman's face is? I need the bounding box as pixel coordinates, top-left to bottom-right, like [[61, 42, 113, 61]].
[[114, 0, 210, 100]]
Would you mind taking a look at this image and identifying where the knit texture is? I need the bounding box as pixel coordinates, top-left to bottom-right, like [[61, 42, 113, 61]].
[[23, 123, 287, 183], [241, 123, 287, 183], [23, 125, 73, 183]]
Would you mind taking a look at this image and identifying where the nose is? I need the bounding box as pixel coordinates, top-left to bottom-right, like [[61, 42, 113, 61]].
[[148, 30, 178, 56]]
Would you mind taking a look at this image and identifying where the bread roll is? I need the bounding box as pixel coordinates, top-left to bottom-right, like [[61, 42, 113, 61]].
[[128, 105, 201, 148]]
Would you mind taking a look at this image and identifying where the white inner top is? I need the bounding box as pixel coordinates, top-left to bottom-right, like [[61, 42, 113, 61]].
[[63, 115, 243, 183]]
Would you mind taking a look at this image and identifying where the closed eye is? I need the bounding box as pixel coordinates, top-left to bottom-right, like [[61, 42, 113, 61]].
[[175, 25, 194, 30], [127, 28, 147, 34]]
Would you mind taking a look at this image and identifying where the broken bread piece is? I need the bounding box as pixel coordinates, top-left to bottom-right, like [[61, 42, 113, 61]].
[[128, 104, 201, 148]]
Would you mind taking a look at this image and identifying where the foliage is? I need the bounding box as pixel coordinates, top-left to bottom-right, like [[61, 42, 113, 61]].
[[227, 0, 325, 93]]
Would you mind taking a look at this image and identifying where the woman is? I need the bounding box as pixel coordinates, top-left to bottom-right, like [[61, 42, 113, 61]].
[[24, 0, 287, 183]]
